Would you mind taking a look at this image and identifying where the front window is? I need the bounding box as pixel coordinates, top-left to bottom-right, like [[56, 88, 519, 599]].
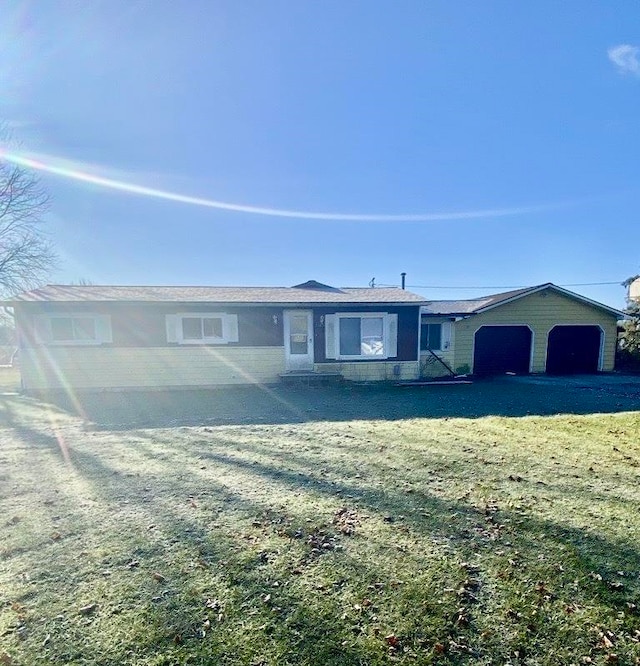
[[181, 316, 224, 342], [51, 317, 97, 342], [339, 315, 385, 358], [420, 323, 442, 351], [172, 313, 238, 345]]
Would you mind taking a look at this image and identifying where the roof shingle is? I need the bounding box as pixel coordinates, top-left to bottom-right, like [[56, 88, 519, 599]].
[[422, 286, 537, 315], [7, 284, 426, 305], [422, 283, 623, 318]]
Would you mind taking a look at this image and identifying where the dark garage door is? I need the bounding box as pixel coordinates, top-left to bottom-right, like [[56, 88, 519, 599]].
[[473, 326, 532, 376], [546, 326, 601, 375]]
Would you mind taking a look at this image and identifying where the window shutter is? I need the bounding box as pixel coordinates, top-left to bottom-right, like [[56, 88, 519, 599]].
[[442, 321, 452, 350], [165, 315, 179, 343], [387, 314, 398, 358], [33, 315, 51, 344], [225, 314, 239, 343], [96, 315, 113, 344], [325, 314, 337, 359]]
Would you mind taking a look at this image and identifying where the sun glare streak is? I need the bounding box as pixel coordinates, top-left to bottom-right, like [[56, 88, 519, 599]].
[[0, 149, 579, 222], [21, 327, 89, 428], [18, 332, 85, 467], [50, 419, 72, 465], [200, 346, 311, 422]]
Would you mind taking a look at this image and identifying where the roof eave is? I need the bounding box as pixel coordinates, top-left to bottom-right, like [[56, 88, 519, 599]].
[[421, 309, 474, 317], [7, 299, 427, 307], [472, 283, 625, 318]]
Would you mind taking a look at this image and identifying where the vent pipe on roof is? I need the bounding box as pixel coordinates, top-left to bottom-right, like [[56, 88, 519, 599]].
[[401, 272, 406, 290]]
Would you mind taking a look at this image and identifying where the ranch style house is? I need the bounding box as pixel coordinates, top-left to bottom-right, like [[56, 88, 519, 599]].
[[4, 280, 624, 392]]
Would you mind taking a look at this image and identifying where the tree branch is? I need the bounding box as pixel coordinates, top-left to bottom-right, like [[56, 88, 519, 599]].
[[0, 124, 56, 296]]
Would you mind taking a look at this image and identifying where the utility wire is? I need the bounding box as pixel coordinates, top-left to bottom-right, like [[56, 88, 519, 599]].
[[377, 281, 624, 290]]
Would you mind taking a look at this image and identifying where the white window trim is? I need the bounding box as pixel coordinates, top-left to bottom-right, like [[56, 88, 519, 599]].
[[37, 314, 111, 346], [175, 313, 237, 345], [335, 312, 390, 360]]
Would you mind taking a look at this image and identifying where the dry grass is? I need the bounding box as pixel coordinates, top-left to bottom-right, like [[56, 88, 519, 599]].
[[1, 380, 639, 665]]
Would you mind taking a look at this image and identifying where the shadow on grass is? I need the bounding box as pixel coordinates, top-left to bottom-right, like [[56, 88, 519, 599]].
[[3, 399, 640, 664], [3, 381, 640, 664], [16, 375, 640, 430]]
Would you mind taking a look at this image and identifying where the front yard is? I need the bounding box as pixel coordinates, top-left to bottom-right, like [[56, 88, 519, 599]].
[[1, 379, 640, 665]]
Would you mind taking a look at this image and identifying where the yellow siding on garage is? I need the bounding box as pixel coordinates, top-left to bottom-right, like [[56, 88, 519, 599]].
[[20, 346, 286, 390], [451, 290, 619, 374]]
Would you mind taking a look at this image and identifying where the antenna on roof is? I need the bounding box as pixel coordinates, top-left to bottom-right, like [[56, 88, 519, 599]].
[[401, 272, 406, 290], [369, 277, 376, 288]]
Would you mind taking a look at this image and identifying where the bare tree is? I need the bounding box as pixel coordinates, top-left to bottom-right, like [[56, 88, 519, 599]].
[[0, 128, 56, 295]]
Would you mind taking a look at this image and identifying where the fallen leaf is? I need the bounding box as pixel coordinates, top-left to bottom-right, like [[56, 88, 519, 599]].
[[78, 603, 97, 616], [385, 634, 399, 647]]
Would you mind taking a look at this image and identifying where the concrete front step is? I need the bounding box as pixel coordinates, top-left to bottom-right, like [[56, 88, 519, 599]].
[[278, 371, 344, 386]]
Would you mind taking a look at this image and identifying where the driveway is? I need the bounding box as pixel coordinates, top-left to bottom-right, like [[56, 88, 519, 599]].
[[499, 372, 640, 400]]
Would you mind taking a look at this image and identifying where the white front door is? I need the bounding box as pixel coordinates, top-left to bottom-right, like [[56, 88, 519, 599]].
[[284, 310, 314, 371]]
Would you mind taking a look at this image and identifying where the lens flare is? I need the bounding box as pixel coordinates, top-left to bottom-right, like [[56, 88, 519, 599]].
[[0, 149, 578, 222]]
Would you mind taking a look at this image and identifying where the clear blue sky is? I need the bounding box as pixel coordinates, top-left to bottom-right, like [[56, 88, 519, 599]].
[[1, 0, 639, 308]]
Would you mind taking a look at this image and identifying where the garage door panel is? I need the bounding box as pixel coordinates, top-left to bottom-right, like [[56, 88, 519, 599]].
[[546, 326, 601, 375], [474, 326, 532, 377]]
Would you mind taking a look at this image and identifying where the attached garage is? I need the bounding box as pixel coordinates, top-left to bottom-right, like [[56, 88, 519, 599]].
[[546, 325, 602, 374], [420, 283, 624, 378], [473, 325, 532, 376]]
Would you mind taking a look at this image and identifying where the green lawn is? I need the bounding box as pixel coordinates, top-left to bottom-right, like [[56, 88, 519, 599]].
[[1, 380, 639, 665]]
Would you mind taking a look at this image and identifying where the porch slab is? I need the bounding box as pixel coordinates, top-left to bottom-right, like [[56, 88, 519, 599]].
[[278, 371, 344, 386]]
